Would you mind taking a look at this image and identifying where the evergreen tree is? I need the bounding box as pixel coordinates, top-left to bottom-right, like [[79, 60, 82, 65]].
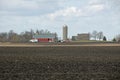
[[103, 36, 107, 41], [112, 38, 116, 42]]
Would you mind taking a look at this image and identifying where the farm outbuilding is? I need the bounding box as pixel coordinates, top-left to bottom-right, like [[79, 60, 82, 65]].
[[33, 33, 58, 42], [72, 33, 90, 41], [77, 33, 90, 41]]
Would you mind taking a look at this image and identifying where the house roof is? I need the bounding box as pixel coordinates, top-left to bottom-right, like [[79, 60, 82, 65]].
[[33, 34, 56, 38]]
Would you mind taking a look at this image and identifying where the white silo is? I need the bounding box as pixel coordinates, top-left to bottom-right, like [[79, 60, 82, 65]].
[[63, 25, 68, 41]]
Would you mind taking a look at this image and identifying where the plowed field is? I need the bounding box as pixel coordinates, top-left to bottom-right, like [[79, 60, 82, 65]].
[[0, 45, 120, 80]]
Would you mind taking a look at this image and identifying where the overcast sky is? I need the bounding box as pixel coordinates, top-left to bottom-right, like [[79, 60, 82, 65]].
[[0, 0, 120, 40]]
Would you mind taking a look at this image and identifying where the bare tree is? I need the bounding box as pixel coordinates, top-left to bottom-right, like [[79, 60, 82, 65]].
[[35, 29, 52, 34], [30, 29, 34, 38], [36, 29, 40, 35], [22, 31, 32, 42], [91, 30, 98, 40], [90, 31, 104, 41], [8, 30, 18, 42], [116, 34, 120, 42], [0, 32, 8, 42], [97, 31, 104, 41], [39, 29, 44, 34]]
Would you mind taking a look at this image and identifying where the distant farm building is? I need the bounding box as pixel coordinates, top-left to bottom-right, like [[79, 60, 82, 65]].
[[72, 33, 90, 41], [33, 33, 58, 42]]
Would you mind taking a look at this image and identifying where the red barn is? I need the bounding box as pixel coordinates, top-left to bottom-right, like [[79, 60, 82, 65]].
[[33, 34, 57, 42]]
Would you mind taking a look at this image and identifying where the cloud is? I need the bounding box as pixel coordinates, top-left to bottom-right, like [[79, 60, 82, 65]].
[[48, 7, 83, 20], [86, 4, 104, 12], [48, 4, 105, 20], [0, 0, 69, 11], [0, 0, 42, 16], [0, 0, 39, 10], [89, 0, 120, 12], [107, 0, 120, 12], [88, 0, 101, 4], [0, 0, 67, 16]]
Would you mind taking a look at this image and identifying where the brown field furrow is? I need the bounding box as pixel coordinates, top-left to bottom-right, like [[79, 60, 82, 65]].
[[0, 42, 120, 47]]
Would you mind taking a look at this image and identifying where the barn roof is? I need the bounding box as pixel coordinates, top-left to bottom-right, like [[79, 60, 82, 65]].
[[33, 34, 56, 38]]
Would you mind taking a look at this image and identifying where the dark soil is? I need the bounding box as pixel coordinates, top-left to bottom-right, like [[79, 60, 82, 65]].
[[0, 46, 120, 80]]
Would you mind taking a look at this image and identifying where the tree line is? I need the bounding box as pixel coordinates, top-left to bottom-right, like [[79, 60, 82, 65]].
[[90, 30, 107, 41], [0, 29, 54, 42], [0, 29, 119, 42], [90, 30, 120, 42]]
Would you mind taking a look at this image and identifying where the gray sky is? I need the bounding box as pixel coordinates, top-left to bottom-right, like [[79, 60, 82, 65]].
[[0, 0, 120, 40]]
